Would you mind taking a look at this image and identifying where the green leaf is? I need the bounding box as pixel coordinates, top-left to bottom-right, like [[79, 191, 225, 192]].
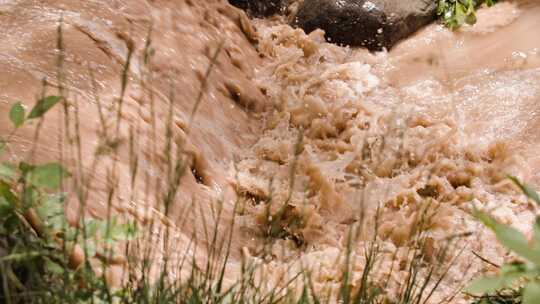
[[18, 162, 35, 175], [83, 240, 97, 258], [114, 221, 138, 241], [1, 251, 41, 262], [476, 211, 540, 265], [45, 258, 64, 275], [0, 162, 16, 181], [509, 176, 540, 205], [465, 276, 504, 295], [64, 228, 78, 243], [465, 11, 477, 25], [27, 163, 69, 190], [9, 102, 26, 128], [36, 193, 65, 231], [3, 215, 18, 232], [22, 186, 39, 209], [0, 181, 17, 205], [454, 3, 468, 26], [437, 0, 447, 15], [523, 282, 540, 304], [83, 219, 99, 238], [93, 220, 109, 239], [100, 217, 138, 243], [0, 196, 13, 218], [498, 262, 531, 288], [533, 217, 540, 249], [27, 96, 62, 119], [500, 262, 527, 275]]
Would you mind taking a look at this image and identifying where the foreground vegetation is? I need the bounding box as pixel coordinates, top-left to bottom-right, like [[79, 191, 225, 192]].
[[0, 98, 458, 303], [3, 94, 538, 304], [465, 178, 540, 304]]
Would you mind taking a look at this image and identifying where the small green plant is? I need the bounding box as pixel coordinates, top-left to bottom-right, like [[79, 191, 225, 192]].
[[437, 0, 497, 29], [1, 98, 137, 303], [466, 177, 540, 304]]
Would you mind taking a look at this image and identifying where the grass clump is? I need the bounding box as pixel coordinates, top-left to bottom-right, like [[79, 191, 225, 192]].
[[0, 96, 137, 303]]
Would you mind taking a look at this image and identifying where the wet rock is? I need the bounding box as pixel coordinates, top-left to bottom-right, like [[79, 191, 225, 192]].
[[228, 0, 284, 17], [293, 0, 438, 51]]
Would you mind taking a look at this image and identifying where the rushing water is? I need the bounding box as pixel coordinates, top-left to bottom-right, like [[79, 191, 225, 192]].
[[384, 0, 540, 183], [238, 1, 540, 301], [0, 0, 539, 302]]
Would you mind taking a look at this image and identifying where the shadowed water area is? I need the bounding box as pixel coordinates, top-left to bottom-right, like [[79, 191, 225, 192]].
[[0, 0, 539, 302]]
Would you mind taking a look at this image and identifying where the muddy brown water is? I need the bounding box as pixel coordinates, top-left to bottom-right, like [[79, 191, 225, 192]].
[[384, 0, 540, 183], [0, 0, 539, 302]]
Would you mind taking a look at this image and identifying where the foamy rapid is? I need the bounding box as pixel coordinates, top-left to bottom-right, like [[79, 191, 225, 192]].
[[230, 1, 540, 302]]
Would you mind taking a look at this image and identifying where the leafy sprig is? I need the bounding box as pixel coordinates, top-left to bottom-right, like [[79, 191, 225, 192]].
[[437, 0, 497, 30], [1, 98, 138, 302], [466, 177, 540, 304]]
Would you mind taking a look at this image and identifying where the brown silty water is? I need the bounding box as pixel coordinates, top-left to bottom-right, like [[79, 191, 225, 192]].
[[0, 0, 539, 302]]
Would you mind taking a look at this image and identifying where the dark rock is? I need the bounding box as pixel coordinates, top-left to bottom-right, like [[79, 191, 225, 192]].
[[228, 0, 284, 17], [292, 0, 438, 51]]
